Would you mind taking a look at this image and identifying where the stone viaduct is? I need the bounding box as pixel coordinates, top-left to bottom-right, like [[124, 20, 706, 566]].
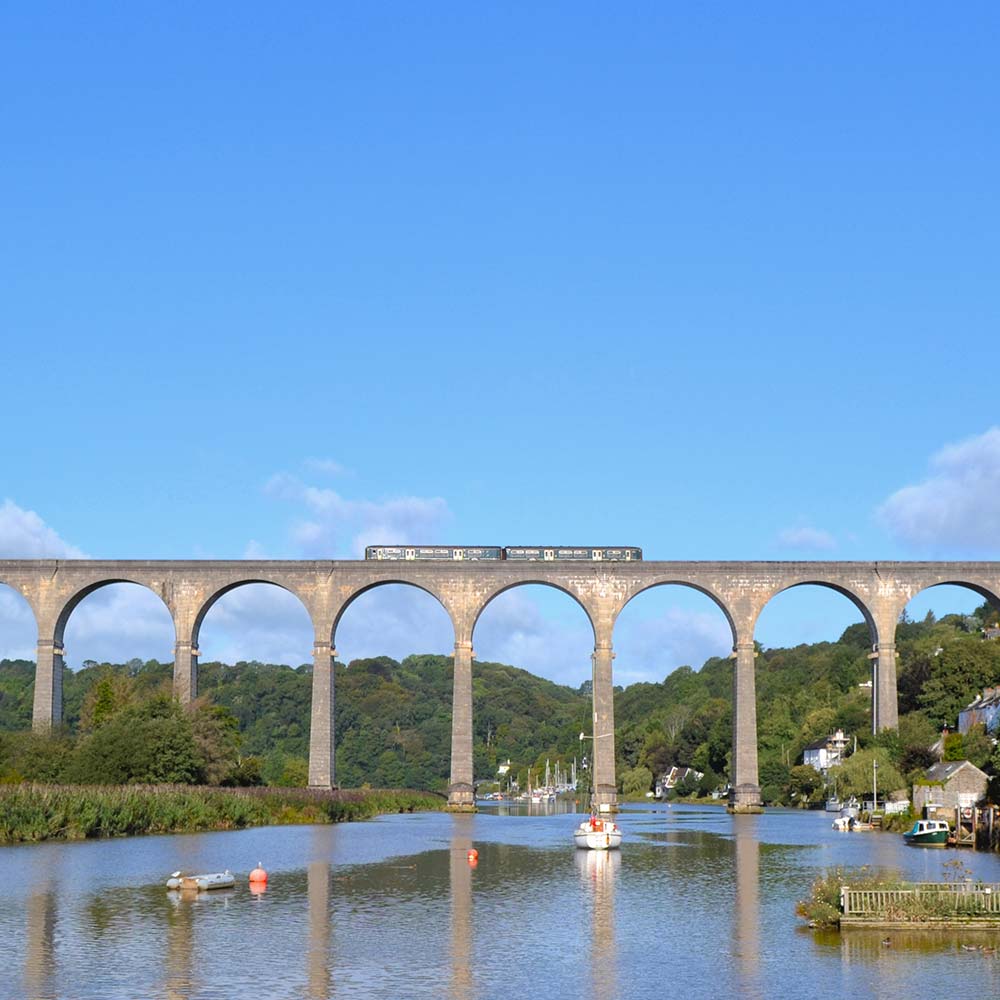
[[2, 559, 998, 811]]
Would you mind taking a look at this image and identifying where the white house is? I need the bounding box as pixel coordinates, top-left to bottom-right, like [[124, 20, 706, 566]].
[[802, 729, 851, 773]]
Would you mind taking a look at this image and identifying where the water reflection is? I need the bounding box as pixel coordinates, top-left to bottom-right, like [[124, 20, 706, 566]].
[[477, 798, 581, 817], [576, 849, 618, 996], [7, 806, 1000, 999], [23, 885, 57, 1000], [449, 818, 474, 1000], [163, 891, 195, 1000], [306, 860, 332, 998], [732, 817, 761, 1000]]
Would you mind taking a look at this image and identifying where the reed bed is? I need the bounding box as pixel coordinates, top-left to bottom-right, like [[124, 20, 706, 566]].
[[0, 784, 444, 843]]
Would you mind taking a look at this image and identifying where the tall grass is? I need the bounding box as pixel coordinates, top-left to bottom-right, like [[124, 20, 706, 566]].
[[0, 784, 444, 843]]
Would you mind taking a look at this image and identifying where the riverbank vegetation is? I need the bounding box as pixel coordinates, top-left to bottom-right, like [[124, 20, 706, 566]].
[[0, 784, 443, 843], [797, 861, 1000, 928], [614, 600, 1000, 806], [3, 600, 1000, 801]]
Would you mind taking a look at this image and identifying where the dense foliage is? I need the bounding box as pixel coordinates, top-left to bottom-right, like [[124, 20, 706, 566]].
[[612, 602, 1000, 805], [0, 654, 590, 793], [3, 600, 1000, 802]]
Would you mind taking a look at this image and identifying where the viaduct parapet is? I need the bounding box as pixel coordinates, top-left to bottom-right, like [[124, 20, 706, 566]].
[[3, 558, 998, 811]]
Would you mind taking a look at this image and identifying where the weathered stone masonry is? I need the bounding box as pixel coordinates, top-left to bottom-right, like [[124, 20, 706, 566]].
[[3, 559, 998, 811]]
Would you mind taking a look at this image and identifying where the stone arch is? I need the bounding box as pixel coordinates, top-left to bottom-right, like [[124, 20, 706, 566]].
[[54, 578, 176, 647], [331, 579, 456, 649], [613, 579, 738, 650], [894, 579, 1000, 627], [751, 579, 878, 646], [470, 581, 598, 647], [191, 578, 316, 649]]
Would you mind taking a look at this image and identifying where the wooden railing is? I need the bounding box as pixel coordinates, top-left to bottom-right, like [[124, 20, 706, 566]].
[[843, 883, 1000, 919]]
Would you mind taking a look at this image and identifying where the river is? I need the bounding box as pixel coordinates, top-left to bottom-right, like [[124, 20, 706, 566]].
[[4, 801, 1000, 999]]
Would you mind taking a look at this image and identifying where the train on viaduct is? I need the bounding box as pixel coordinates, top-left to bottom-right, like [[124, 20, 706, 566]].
[[3, 549, 998, 811]]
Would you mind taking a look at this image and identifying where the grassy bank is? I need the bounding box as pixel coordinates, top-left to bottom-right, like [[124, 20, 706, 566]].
[[0, 784, 445, 843]]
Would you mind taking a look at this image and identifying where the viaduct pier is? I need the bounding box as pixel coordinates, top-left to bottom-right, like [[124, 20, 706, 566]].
[[3, 559, 998, 811]]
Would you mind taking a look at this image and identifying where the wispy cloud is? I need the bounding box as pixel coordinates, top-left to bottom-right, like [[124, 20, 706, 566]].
[[303, 457, 350, 477], [775, 523, 837, 551], [264, 472, 451, 557], [877, 427, 1000, 551], [613, 607, 734, 685]]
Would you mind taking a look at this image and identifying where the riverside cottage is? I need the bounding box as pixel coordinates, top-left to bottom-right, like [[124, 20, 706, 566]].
[[913, 760, 989, 815], [958, 687, 1000, 736]]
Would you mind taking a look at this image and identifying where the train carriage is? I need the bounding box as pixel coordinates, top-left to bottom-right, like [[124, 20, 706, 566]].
[[365, 546, 503, 561], [503, 546, 642, 561], [365, 545, 642, 561]]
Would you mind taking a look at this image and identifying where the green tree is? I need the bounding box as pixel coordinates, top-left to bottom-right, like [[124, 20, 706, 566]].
[[961, 724, 992, 770], [68, 696, 203, 784], [918, 638, 1000, 728], [621, 765, 653, 797], [826, 748, 905, 800], [942, 731, 965, 761], [789, 764, 823, 802]]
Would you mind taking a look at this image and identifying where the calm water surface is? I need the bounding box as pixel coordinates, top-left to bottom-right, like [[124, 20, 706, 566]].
[[4, 802, 1000, 1000]]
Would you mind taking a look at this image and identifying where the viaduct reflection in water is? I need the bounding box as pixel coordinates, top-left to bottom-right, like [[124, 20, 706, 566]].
[[732, 817, 761, 999], [306, 859, 332, 998], [23, 883, 57, 1000], [577, 848, 618, 997], [449, 818, 474, 1000]]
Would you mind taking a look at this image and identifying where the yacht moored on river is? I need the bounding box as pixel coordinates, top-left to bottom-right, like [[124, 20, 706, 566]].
[[574, 815, 622, 850]]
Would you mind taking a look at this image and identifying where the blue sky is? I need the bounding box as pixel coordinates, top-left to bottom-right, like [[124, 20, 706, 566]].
[[2, 4, 999, 686]]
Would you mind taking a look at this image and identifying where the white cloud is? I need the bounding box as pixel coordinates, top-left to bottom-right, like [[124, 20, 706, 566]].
[[775, 524, 837, 551], [264, 472, 451, 557], [613, 608, 733, 686], [303, 457, 350, 477], [0, 585, 36, 661], [0, 499, 86, 558], [878, 427, 1000, 550], [335, 586, 454, 663], [198, 584, 315, 666], [63, 585, 175, 667], [473, 589, 595, 687], [0, 500, 85, 660]]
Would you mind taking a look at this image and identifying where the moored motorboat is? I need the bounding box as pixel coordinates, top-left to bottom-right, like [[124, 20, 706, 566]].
[[903, 819, 950, 847], [166, 870, 236, 891], [574, 815, 622, 850]]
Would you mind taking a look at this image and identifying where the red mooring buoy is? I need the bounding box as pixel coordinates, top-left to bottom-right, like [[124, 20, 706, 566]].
[[467, 849, 478, 864], [249, 862, 268, 884]]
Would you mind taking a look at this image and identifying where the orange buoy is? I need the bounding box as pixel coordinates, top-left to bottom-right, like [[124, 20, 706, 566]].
[[467, 849, 478, 862], [249, 862, 268, 884]]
